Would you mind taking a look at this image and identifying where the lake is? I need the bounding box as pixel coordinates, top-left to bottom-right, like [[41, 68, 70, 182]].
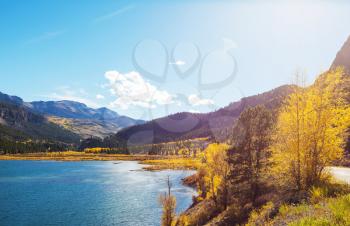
[[0, 160, 196, 226]]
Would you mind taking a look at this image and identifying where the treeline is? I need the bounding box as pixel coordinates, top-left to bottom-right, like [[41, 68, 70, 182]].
[[0, 101, 80, 144], [0, 124, 75, 154], [132, 138, 209, 156], [79, 136, 210, 156], [161, 68, 350, 226], [0, 100, 81, 154], [0, 139, 74, 154], [84, 147, 129, 155]]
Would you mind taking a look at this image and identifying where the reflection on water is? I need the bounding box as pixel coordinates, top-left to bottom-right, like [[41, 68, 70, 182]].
[[0, 160, 195, 226]]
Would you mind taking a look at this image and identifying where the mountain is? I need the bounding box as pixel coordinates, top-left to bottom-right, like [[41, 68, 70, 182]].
[[331, 35, 350, 154], [107, 85, 294, 148], [0, 99, 80, 145], [26, 101, 120, 120], [0, 91, 23, 106], [25, 100, 144, 139], [331, 35, 350, 73], [0, 91, 144, 143]]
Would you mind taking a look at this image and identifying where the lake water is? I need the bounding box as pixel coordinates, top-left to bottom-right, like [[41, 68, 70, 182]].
[[0, 160, 196, 226]]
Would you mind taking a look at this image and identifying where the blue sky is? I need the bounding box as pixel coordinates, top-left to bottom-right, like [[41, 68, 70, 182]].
[[1, 0, 350, 120]]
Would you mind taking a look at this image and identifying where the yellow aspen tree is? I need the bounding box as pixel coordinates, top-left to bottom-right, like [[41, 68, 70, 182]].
[[271, 67, 350, 191], [199, 143, 230, 207]]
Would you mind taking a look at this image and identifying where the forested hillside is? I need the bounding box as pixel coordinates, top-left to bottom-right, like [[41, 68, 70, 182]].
[[102, 85, 294, 151], [330, 35, 350, 156], [0, 100, 80, 154]]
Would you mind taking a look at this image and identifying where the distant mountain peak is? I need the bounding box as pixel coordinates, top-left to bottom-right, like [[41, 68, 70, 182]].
[[28, 100, 99, 119], [331, 35, 350, 73], [57, 100, 81, 103], [0, 91, 23, 105], [24, 99, 144, 138], [95, 107, 119, 120]]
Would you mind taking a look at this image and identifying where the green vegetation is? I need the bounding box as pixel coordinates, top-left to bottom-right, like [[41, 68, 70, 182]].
[[0, 101, 81, 154], [0, 123, 76, 154], [246, 179, 350, 225], [255, 194, 350, 226]]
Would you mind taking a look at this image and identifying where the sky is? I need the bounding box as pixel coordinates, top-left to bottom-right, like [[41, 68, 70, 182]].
[[0, 0, 350, 120]]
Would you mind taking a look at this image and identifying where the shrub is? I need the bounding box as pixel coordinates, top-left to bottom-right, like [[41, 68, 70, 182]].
[[328, 194, 350, 225], [289, 217, 331, 226], [309, 186, 328, 204], [269, 194, 350, 225], [246, 202, 275, 226]]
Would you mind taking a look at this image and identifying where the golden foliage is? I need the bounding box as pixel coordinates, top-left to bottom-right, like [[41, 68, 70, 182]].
[[84, 147, 110, 153], [159, 194, 177, 226], [198, 143, 230, 203], [271, 67, 350, 190], [246, 202, 275, 226], [159, 177, 177, 226]]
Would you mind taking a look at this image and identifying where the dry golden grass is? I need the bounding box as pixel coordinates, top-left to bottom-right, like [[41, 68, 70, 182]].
[[140, 158, 200, 171], [1, 152, 158, 161], [0, 152, 199, 171]]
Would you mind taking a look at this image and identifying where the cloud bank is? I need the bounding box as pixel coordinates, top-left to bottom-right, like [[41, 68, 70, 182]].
[[96, 94, 105, 99], [105, 71, 174, 109]]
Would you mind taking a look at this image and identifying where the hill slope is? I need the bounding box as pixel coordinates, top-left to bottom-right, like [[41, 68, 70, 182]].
[[26, 100, 144, 139], [331, 35, 350, 154], [0, 100, 80, 144], [107, 85, 294, 148], [331, 35, 350, 73]]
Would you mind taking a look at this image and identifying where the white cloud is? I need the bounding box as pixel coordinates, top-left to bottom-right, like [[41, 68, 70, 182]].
[[44, 86, 100, 108], [188, 94, 214, 106], [169, 60, 186, 66], [96, 94, 105, 99], [105, 71, 174, 110]]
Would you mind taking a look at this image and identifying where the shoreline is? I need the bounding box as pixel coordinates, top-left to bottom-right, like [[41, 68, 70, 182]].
[[0, 152, 200, 171], [0, 152, 199, 188]]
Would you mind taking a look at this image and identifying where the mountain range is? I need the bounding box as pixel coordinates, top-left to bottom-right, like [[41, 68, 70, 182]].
[[25, 100, 144, 139], [0, 98, 80, 145], [0, 93, 144, 145]]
